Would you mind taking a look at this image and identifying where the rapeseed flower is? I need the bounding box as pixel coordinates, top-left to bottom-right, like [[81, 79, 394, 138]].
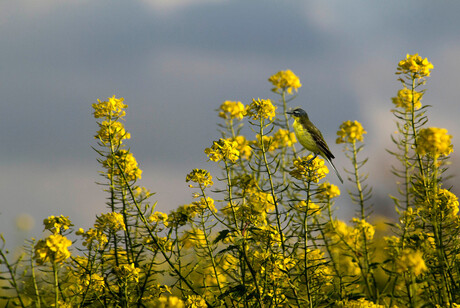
[[204, 138, 240, 163], [95, 121, 131, 145], [103, 149, 142, 181], [336, 120, 367, 144], [95, 212, 126, 232], [218, 100, 245, 120], [43, 215, 73, 235], [416, 127, 453, 157], [289, 155, 329, 183], [396, 249, 427, 276], [294, 200, 321, 216], [232, 135, 253, 159], [34, 234, 72, 265], [245, 98, 277, 121], [92, 95, 127, 119], [392, 87, 423, 111], [186, 169, 214, 187], [115, 263, 141, 282], [268, 70, 302, 94], [396, 53, 433, 78], [317, 182, 341, 201], [273, 128, 297, 147]]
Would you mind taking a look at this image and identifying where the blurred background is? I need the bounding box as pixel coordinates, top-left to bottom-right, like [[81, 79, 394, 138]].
[[1, 0, 459, 248]]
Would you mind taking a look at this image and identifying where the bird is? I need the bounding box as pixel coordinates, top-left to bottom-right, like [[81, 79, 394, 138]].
[[287, 107, 343, 184]]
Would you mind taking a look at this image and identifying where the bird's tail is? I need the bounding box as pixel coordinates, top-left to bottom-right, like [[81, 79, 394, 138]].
[[325, 157, 344, 184]]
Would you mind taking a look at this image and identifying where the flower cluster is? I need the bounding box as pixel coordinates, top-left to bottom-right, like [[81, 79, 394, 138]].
[[396, 249, 427, 276], [273, 128, 297, 147], [245, 98, 277, 121], [416, 127, 453, 157], [336, 120, 367, 144], [95, 121, 131, 145], [94, 212, 126, 232], [114, 263, 141, 283], [268, 70, 302, 94], [103, 149, 142, 181], [396, 53, 434, 78], [218, 100, 245, 120], [232, 135, 253, 159], [204, 138, 240, 163], [289, 155, 329, 183], [391, 87, 423, 111], [92, 95, 127, 119], [186, 169, 214, 188], [34, 234, 72, 265], [43, 215, 73, 234], [317, 182, 341, 201]]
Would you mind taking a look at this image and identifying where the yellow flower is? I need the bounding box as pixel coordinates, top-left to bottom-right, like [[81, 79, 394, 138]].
[[204, 138, 240, 163], [149, 211, 169, 226], [103, 149, 142, 181], [95, 121, 131, 145], [92, 95, 127, 119], [82, 273, 105, 293], [186, 169, 214, 187], [34, 234, 72, 265], [352, 218, 375, 241], [77, 227, 108, 248], [183, 228, 208, 249], [185, 295, 207, 308], [95, 212, 126, 232], [317, 182, 341, 201], [336, 120, 367, 144], [396, 53, 433, 78], [392, 87, 423, 111], [294, 200, 321, 216], [273, 128, 297, 147], [256, 134, 277, 152], [245, 98, 277, 121], [438, 189, 459, 216], [289, 155, 329, 183], [43, 215, 73, 234], [115, 263, 141, 282], [396, 249, 427, 276], [233, 135, 253, 159], [218, 100, 245, 120], [268, 70, 302, 94], [416, 127, 453, 157], [154, 296, 185, 308]]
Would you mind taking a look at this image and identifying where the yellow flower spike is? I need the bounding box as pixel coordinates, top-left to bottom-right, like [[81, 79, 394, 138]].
[[273, 128, 297, 148], [218, 100, 245, 120], [103, 149, 142, 181], [186, 169, 214, 187], [317, 182, 341, 201], [416, 127, 453, 157], [396, 53, 433, 78], [204, 138, 240, 163], [232, 135, 253, 159], [289, 155, 329, 183], [245, 98, 277, 121], [95, 212, 126, 232], [396, 249, 427, 276], [34, 234, 72, 265], [336, 120, 367, 144], [92, 95, 127, 119], [43, 215, 73, 234], [268, 70, 302, 94], [391, 87, 423, 111]]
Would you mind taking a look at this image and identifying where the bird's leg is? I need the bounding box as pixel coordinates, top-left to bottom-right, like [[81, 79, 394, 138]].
[[305, 153, 318, 164]]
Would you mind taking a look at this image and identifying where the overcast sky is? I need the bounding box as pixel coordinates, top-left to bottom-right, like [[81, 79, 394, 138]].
[[1, 0, 459, 246]]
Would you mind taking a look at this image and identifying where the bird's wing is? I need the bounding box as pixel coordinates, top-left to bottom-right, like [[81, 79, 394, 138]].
[[304, 119, 335, 159]]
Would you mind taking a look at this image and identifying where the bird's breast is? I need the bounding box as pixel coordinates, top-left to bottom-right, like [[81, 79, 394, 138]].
[[293, 120, 318, 153]]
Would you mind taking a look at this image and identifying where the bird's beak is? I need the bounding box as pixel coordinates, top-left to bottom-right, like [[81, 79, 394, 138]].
[[286, 110, 293, 115]]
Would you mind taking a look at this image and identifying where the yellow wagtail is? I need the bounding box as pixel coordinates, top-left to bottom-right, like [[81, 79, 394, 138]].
[[287, 107, 343, 183]]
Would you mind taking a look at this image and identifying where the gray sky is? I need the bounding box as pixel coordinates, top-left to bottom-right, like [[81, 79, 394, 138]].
[[1, 0, 459, 246]]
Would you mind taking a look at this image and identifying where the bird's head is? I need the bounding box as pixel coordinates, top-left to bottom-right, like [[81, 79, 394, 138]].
[[287, 107, 308, 120]]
